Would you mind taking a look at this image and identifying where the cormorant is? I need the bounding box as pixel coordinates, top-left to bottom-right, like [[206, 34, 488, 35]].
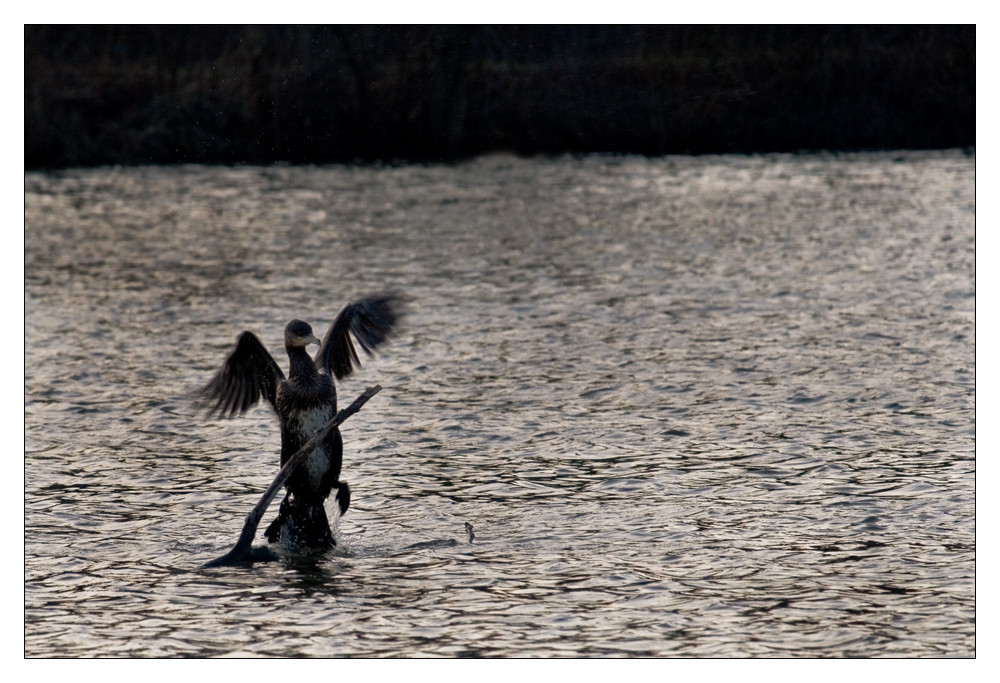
[[202, 294, 399, 552]]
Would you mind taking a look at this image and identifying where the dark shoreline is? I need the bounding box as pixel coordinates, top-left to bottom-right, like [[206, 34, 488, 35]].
[[25, 25, 974, 170]]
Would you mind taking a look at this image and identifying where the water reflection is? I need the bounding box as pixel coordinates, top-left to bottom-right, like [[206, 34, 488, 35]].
[[25, 152, 974, 657]]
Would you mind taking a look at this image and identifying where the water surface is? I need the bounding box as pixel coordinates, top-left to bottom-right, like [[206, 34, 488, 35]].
[[24, 151, 975, 657]]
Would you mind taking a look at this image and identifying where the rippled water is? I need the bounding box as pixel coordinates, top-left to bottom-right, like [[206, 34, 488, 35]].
[[24, 151, 975, 657]]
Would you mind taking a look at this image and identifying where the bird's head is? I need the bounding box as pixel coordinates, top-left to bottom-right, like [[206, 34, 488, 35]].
[[284, 320, 321, 349]]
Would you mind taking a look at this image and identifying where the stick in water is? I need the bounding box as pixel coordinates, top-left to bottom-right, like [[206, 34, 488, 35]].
[[202, 384, 382, 568]]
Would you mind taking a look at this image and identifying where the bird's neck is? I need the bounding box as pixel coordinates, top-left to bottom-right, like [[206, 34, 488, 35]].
[[286, 345, 318, 380]]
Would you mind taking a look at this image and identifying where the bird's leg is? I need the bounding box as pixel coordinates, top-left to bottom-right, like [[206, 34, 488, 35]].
[[263, 492, 292, 543], [335, 481, 351, 516]]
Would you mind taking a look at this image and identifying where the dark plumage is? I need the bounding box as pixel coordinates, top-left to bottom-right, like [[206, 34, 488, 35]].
[[202, 294, 399, 551]]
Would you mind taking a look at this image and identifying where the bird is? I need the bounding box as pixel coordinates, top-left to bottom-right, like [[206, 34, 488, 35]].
[[201, 294, 400, 552]]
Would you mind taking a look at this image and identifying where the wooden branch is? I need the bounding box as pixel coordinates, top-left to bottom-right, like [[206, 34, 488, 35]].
[[201, 384, 382, 568]]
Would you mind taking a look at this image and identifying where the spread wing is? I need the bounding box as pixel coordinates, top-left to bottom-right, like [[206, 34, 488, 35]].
[[201, 331, 285, 417], [315, 294, 400, 379]]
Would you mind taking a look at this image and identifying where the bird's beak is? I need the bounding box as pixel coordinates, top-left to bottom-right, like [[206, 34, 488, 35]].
[[307, 334, 321, 347]]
